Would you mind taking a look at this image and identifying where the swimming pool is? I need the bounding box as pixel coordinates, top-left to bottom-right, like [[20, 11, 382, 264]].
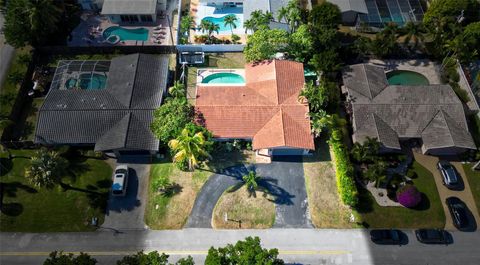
[[103, 26, 149, 41], [202, 73, 245, 84], [65, 73, 107, 90], [201, 14, 240, 32], [387, 70, 429, 86]]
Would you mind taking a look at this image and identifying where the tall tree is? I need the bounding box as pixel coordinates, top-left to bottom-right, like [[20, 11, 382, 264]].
[[371, 22, 400, 58], [309, 1, 342, 29], [205, 237, 284, 265], [288, 24, 314, 62], [151, 98, 193, 144], [168, 125, 212, 171], [223, 14, 238, 34], [244, 28, 289, 62], [44, 251, 96, 265], [116, 251, 194, 265], [4, 0, 62, 47], [180, 16, 195, 44], [25, 148, 69, 189]]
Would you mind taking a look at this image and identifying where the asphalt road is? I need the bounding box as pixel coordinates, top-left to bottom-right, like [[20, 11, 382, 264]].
[[1, 229, 480, 265]]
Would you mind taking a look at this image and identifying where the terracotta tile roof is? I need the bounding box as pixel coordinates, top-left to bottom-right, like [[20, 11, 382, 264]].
[[195, 60, 314, 150]]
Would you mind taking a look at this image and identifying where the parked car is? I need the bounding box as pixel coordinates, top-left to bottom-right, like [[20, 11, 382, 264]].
[[437, 161, 459, 189], [370, 229, 404, 245], [446, 197, 468, 229], [111, 165, 129, 196], [415, 229, 450, 244]]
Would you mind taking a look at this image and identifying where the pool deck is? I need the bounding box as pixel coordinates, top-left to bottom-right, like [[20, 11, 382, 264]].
[[368, 59, 442, 84], [189, 0, 247, 44], [68, 11, 173, 47], [196, 68, 245, 85]]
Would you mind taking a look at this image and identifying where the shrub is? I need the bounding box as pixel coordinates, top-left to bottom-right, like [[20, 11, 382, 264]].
[[330, 140, 358, 207], [406, 169, 417, 179], [396, 184, 422, 208], [152, 175, 171, 192]]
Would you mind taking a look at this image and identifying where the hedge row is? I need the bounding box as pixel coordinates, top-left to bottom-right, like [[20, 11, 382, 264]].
[[330, 140, 359, 207]]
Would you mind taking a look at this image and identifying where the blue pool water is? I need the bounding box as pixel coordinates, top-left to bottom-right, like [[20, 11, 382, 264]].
[[386, 70, 429, 86], [202, 73, 245, 84], [201, 14, 240, 32], [103, 26, 149, 41]]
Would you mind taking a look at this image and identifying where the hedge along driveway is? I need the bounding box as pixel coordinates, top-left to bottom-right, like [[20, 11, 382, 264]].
[[354, 161, 445, 228]]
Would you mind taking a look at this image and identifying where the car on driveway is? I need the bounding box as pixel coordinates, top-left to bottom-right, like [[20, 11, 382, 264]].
[[370, 229, 405, 245], [415, 229, 450, 244], [446, 197, 469, 229], [437, 161, 460, 189], [112, 165, 129, 196]]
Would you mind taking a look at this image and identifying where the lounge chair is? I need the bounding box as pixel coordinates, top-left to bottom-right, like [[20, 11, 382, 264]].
[[153, 25, 162, 30]]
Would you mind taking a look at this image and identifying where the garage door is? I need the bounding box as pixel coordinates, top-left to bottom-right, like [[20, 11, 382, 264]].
[[272, 148, 305, 156]]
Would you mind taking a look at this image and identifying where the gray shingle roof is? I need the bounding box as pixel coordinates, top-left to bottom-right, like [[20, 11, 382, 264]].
[[328, 0, 368, 14], [344, 63, 476, 152], [101, 0, 157, 15], [35, 54, 169, 152]]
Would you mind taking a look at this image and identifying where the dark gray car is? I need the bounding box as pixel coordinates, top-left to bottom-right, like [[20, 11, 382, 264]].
[[437, 161, 459, 189]]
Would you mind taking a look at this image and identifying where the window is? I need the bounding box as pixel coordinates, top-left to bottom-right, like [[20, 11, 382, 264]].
[[140, 15, 153, 22]]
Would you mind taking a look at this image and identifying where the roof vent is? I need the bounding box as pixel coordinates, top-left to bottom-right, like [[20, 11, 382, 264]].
[[130, 64, 135, 67], [100, 103, 106, 109], [81, 99, 85, 102], [92, 97, 96, 101]]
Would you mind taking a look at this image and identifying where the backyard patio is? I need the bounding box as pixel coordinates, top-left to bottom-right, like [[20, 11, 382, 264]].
[[68, 11, 173, 47]]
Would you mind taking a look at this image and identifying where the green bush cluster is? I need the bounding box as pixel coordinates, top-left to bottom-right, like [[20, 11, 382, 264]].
[[330, 140, 358, 207]]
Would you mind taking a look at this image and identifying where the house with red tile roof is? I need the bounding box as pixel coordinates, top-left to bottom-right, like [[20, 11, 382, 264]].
[[195, 60, 315, 157]]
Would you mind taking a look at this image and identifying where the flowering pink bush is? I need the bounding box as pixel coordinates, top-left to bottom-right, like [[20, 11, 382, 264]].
[[396, 185, 422, 208]]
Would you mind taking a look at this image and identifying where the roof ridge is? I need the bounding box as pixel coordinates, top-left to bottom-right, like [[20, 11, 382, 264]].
[[252, 108, 283, 138], [362, 64, 373, 99], [279, 108, 286, 146], [273, 60, 280, 105], [128, 53, 141, 108]]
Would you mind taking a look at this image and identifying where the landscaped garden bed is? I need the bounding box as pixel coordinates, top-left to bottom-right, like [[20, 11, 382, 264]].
[[0, 149, 112, 232], [212, 186, 275, 229], [354, 161, 445, 228]]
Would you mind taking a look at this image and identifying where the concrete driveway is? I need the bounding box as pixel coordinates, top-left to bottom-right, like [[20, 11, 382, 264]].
[[414, 153, 479, 231], [101, 159, 150, 231]]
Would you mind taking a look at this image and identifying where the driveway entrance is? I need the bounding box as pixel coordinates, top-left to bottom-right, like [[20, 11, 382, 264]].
[[414, 153, 479, 231], [101, 159, 150, 231]]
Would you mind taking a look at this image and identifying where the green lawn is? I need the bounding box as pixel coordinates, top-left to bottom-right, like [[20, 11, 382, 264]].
[[463, 163, 480, 216], [0, 149, 113, 232], [354, 161, 446, 228]]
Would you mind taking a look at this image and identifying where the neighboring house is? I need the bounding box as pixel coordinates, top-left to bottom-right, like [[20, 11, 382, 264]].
[[343, 64, 476, 156], [328, 0, 424, 28], [101, 0, 167, 23], [77, 0, 167, 22], [35, 54, 170, 157], [195, 60, 315, 156]]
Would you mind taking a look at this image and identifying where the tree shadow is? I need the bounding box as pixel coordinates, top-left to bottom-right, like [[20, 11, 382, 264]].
[[354, 186, 374, 214], [0, 158, 13, 176], [411, 193, 430, 211], [0, 181, 38, 198], [162, 183, 183, 197], [65, 161, 91, 183], [259, 177, 296, 206], [0, 203, 23, 216]]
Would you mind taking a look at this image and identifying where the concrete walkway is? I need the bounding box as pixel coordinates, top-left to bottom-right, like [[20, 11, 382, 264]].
[[414, 153, 480, 231]]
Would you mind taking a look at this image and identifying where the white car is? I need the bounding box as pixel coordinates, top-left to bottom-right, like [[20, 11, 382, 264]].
[[111, 165, 129, 196]]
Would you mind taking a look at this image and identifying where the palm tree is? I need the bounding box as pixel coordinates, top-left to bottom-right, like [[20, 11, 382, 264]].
[[168, 81, 186, 99], [309, 110, 327, 137], [401, 22, 426, 50], [242, 170, 261, 197], [207, 23, 220, 42], [277, 6, 289, 24], [223, 14, 238, 34], [25, 148, 68, 189], [244, 19, 256, 33], [168, 128, 211, 171], [364, 160, 388, 187], [199, 20, 212, 34], [351, 137, 381, 163]]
